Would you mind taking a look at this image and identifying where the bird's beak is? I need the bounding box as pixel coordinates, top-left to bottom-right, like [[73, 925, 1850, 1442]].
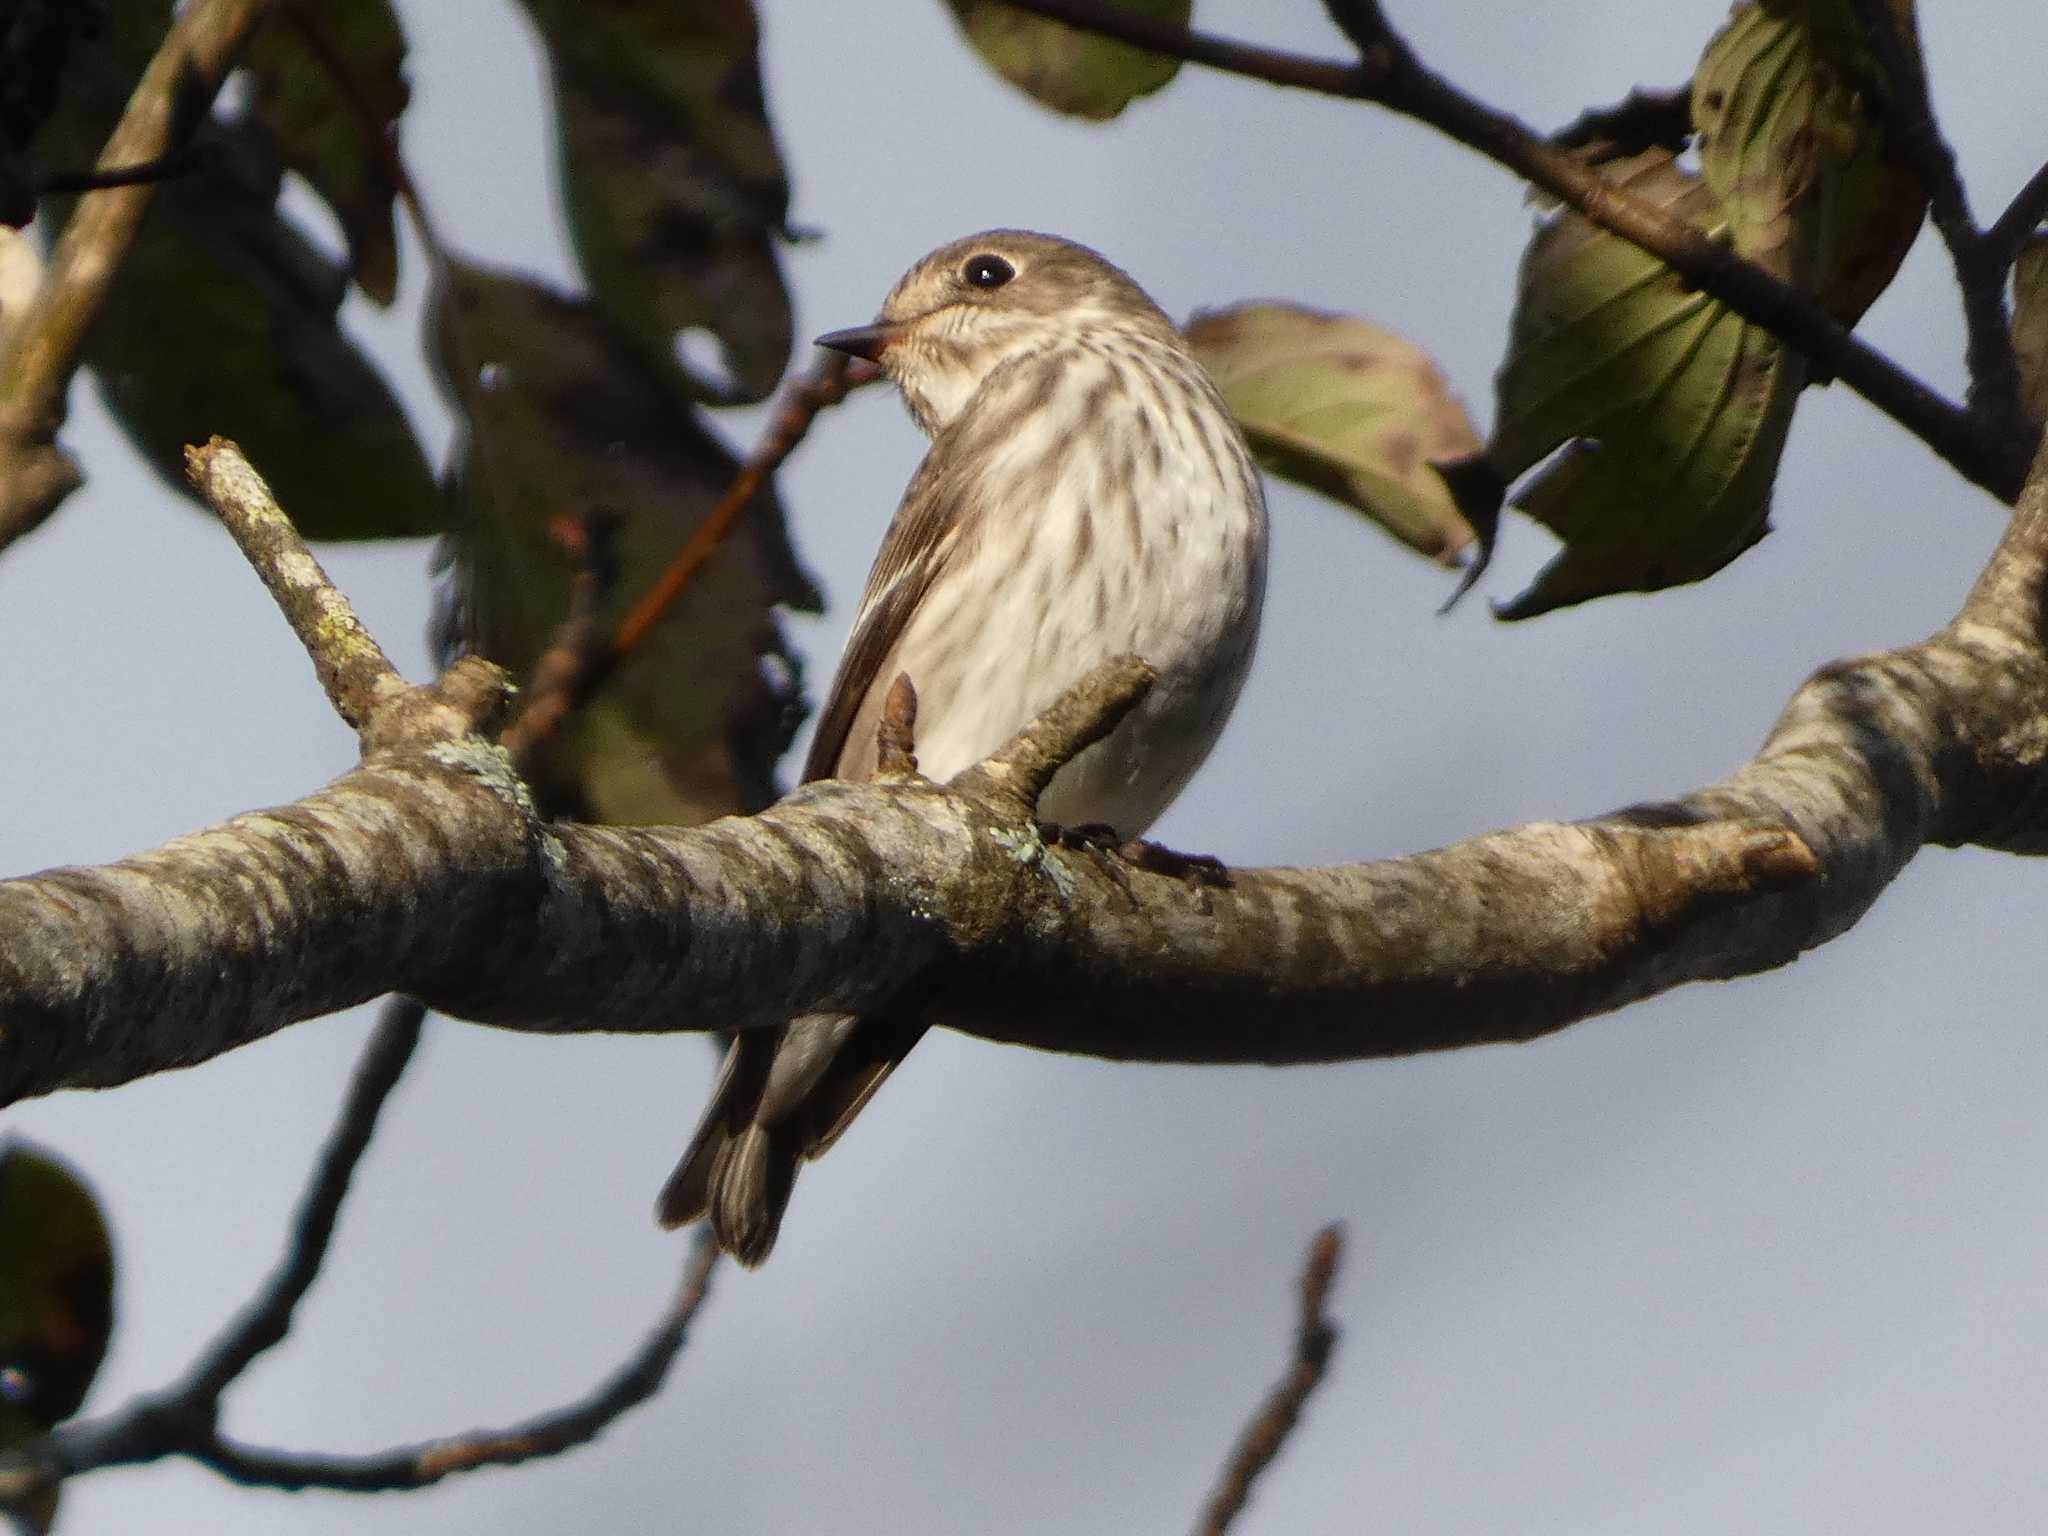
[[815, 322, 901, 362]]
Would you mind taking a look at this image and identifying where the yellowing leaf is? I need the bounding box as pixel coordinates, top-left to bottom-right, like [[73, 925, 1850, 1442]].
[[432, 260, 819, 824], [1185, 302, 1480, 565], [518, 0, 794, 404], [946, 0, 1188, 120]]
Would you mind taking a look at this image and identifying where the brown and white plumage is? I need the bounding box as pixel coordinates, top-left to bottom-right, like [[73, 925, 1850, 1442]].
[[657, 230, 1267, 1264]]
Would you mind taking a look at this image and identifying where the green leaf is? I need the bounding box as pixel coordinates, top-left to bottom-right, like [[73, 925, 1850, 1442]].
[[945, 0, 1189, 120], [1184, 302, 1480, 565], [0, 1143, 114, 1434], [1481, 1, 1925, 619], [1488, 150, 1804, 619], [431, 259, 819, 825], [32, 2, 440, 540], [2015, 233, 2048, 431], [518, 0, 793, 404], [79, 124, 441, 539], [1692, 0, 1923, 306], [243, 0, 411, 305]]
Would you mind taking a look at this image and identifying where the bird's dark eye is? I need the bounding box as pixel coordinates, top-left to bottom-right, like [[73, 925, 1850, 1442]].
[[962, 253, 1014, 289]]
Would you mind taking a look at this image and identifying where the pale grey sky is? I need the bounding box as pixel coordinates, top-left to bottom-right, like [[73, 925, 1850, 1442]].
[[6, 2, 2048, 1532]]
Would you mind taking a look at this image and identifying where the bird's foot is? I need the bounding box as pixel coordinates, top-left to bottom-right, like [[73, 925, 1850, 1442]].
[[1036, 823, 1231, 912]]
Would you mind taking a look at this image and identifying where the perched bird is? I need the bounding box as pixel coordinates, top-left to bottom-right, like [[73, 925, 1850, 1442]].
[[657, 230, 1268, 1264]]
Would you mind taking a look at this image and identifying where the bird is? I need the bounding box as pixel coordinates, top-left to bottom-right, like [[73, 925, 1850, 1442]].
[[656, 229, 1268, 1264]]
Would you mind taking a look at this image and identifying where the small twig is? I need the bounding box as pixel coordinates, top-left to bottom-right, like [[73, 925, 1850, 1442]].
[[184, 438, 408, 732], [1985, 158, 2048, 270], [497, 511, 624, 769], [0, 0, 277, 549], [1847, 0, 2025, 434], [952, 654, 1156, 813], [34, 143, 214, 195], [874, 673, 921, 777], [1192, 1225, 1346, 1536], [501, 351, 878, 766], [188, 1232, 720, 1492], [1551, 84, 1693, 156], [996, 0, 2035, 502], [0, 998, 426, 1510]]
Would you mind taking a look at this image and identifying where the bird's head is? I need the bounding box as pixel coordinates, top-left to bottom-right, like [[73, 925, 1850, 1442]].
[[816, 229, 1181, 436]]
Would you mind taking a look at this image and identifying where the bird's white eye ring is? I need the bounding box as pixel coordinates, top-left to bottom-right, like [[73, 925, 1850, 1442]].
[[962, 254, 1014, 289]]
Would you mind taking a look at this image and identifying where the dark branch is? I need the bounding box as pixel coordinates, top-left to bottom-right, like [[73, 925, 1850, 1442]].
[[189, 1234, 719, 1492], [1986, 158, 2048, 270], [1847, 0, 2025, 439], [1192, 1225, 1345, 1536], [0, 998, 425, 1509], [33, 143, 212, 195], [996, 0, 2036, 501]]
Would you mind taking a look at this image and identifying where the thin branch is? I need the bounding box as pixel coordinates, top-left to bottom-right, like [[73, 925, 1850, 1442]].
[[33, 143, 214, 195], [0, 998, 425, 1509], [996, 0, 2036, 502], [0, 0, 277, 549], [496, 510, 624, 769], [1985, 157, 2048, 270], [1550, 84, 1693, 156], [183, 998, 426, 1401], [500, 351, 877, 766], [184, 438, 409, 733], [1846, 0, 2025, 437], [189, 1233, 720, 1492], [1192, 1225, 1346, 1536]]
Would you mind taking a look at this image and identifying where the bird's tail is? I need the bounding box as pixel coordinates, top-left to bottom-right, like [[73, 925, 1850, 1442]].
[[656, 1014, 929, 1266], [656, 1032, 797, 1266]]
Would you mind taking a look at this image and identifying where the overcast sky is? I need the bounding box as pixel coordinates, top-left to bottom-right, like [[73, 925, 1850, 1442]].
[[7, 2, 2048, 1532]]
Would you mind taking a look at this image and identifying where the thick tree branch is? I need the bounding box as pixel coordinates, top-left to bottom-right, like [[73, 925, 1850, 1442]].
[[0, 0, 276, 548], [997, 0, 2037, 502], [4, 433, 2047, 1096]]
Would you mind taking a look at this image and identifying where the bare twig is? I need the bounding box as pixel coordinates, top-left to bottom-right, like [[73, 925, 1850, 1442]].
[[1847, 0, 2025, 436], [0, 997, 425, 1510], [34, 143, 214, 195], [1192, 1225, 1346, 1536], [184, 438, 409, 733], [1985, 158, 2048, 270], [996, 0, 2036, 502], [188, 1233, 720, 1492], [500, 350, 878, 766], [497, 511, 624, 768], [0, 0, 277, 548]]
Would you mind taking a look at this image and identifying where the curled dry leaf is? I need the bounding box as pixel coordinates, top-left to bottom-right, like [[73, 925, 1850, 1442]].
[[1185, 302, 1481, 567], [945, 0, 1189, 120], [431, 259, 820, 825]]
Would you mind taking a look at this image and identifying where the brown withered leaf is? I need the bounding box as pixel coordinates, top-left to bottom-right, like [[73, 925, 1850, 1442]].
[[1185, 302, 1481, 567]]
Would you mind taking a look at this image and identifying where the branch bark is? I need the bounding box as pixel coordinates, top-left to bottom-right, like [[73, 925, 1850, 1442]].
[[0, 0, 275, 548], [3, 434, 2046, 1102]]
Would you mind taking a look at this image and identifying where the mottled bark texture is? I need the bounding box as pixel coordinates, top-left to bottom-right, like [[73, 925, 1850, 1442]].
[[2, 441, 2046, 1106]]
